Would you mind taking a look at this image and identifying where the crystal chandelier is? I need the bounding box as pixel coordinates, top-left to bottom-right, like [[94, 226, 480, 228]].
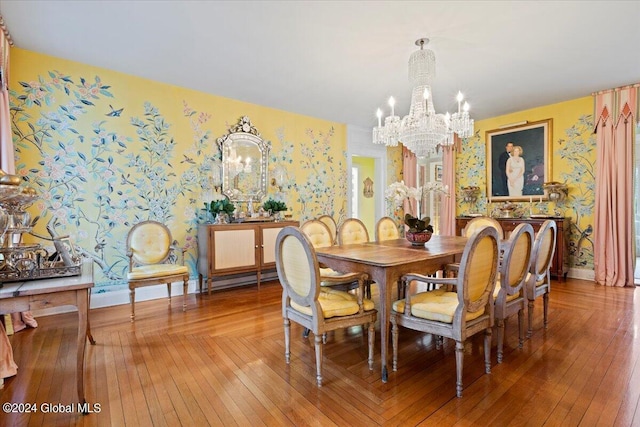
[[373, 38, 474, 156]]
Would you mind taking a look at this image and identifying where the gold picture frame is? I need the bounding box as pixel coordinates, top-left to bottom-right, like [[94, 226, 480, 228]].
[[486, 118, 552, 202]]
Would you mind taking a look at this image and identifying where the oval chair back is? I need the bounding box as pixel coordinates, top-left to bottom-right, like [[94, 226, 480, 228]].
[[526, 220, 557, 337], [494, 222, 534, 362], [376, 216, 400, 242], [338, 218, 370, 245], [300, 220, 334, 249], [465, 216, 504, 239], [317, 215, 338, 245]]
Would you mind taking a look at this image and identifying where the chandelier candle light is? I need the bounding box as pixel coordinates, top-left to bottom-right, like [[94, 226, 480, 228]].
[[373, 38, 474, 156]]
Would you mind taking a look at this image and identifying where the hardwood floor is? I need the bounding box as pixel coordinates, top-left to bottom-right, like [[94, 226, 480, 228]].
[[2, 277, 639, 426]]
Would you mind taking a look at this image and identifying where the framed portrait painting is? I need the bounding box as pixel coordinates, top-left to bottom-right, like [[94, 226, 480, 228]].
[[486, 119, 552, 202]]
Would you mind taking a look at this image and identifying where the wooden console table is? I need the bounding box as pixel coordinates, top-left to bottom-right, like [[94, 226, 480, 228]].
[[455, 216, 569, 280], [197, 221, 299, 294], [0, 261, 95, 404]]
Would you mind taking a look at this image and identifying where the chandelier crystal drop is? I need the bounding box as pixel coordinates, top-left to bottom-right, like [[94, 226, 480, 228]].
[[372, 38, 474, 155]]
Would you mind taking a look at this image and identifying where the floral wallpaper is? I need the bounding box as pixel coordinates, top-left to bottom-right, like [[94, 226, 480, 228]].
[[9, 48, 347, 291], [455, 97, 596, 272]]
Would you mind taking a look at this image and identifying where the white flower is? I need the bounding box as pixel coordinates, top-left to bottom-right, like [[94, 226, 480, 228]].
[[385, 180, 449, 212]]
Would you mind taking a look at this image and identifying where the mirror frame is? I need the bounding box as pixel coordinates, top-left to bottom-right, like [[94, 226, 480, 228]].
[[217, 116, 270, 203]]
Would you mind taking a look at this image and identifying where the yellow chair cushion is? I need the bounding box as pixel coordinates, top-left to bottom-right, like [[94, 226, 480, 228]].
[[128, 264, 188, 280], [392, 289, 485, 323], [493, 276, 522, 302], [319, 267, 344, 277], [291, 288, 375, 318], [525, 272, 546, 288]]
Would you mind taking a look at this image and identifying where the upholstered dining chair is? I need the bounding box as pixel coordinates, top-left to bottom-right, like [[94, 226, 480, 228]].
[[465, 216, 504, 238], [493, 222, 534, 363], [317, 214, 338, 245], [338, 217, 370, 245], [375, 216, 400, 242], [300, 220, 361, 293], [526, 220, 557, 337], [126, 220, 189, 322], [338, 218, 372, 298], [390, 225, 500, 397], [446, 216, 504, 278], [275, 226, 377, 386]]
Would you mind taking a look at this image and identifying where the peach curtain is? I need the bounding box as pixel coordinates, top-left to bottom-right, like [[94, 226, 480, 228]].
[[402, 146, 417, 217], [593, 85, 638, 287], [439, 138, 457, 236]]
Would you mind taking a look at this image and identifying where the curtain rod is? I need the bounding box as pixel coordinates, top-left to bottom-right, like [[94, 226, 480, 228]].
[[591, 82, 640, 96], [0, 15, 14, 46]]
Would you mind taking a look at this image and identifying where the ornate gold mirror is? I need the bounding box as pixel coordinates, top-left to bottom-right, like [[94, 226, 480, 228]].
[[217, 116, 270, 203]]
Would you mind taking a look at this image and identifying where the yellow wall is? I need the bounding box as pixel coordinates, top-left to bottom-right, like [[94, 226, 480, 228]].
[[351, 156, 375, 235], [9, 48, 348, 289], [456, 96, 595, 270]]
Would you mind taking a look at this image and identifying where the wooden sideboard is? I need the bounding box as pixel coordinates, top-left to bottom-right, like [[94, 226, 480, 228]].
[[197, 220, 299, 294], [455, 216, 569, 280]]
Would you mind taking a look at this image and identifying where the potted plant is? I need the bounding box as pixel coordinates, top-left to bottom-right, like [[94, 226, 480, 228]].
[[385, 180, 448, 245], [206, 197, 235, 223], [263, 198, 287, 221]]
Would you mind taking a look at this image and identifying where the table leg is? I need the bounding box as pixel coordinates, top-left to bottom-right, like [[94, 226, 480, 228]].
[[87, 288, 95, 345], [76, 289, 88, 406], [372, 269, 395, 383]]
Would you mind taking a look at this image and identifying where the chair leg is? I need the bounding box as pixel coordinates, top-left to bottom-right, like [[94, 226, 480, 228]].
[[484, 328, 492, 374], [167, 282, 171, 306], [129, 287, 135, 322], [496, 318, 505, 364], [314, 334, 323, 386], [284, 318, 291, 364], [518, 308, 525, 348], [182, 277, 188, 312], [368, 322, 375, 371], [543, 292, 549, 329], [455, 340, 464, 398], [302, 328, 310, 338], [391, 318, 398, 371], [527, 300, 534, 338], [198, 274, 203, 295]]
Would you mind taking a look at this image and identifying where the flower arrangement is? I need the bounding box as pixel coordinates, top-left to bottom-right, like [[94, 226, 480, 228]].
[[385, 180, 448, 233], [262, 198, 287, 213]]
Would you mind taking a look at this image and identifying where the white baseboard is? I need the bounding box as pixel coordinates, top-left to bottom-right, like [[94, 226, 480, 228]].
[[31, 272, 278, 318]]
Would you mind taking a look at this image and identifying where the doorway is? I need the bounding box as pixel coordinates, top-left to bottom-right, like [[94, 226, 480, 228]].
[[417, 156, 443, 234]]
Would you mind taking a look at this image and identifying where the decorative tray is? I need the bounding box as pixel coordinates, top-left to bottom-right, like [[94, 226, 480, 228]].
[[232, 217, 275, 223], [0, 262, 82, 284]]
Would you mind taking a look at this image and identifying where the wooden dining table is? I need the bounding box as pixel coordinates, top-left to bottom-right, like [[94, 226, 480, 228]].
[[315, 235, 467, 382]]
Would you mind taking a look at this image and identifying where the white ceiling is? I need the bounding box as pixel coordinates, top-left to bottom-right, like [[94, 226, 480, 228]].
[[1, 1, 638, 129]]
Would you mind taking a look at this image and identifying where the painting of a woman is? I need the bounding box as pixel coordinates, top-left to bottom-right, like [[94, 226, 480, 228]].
[[506, 145, 525, 197]]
